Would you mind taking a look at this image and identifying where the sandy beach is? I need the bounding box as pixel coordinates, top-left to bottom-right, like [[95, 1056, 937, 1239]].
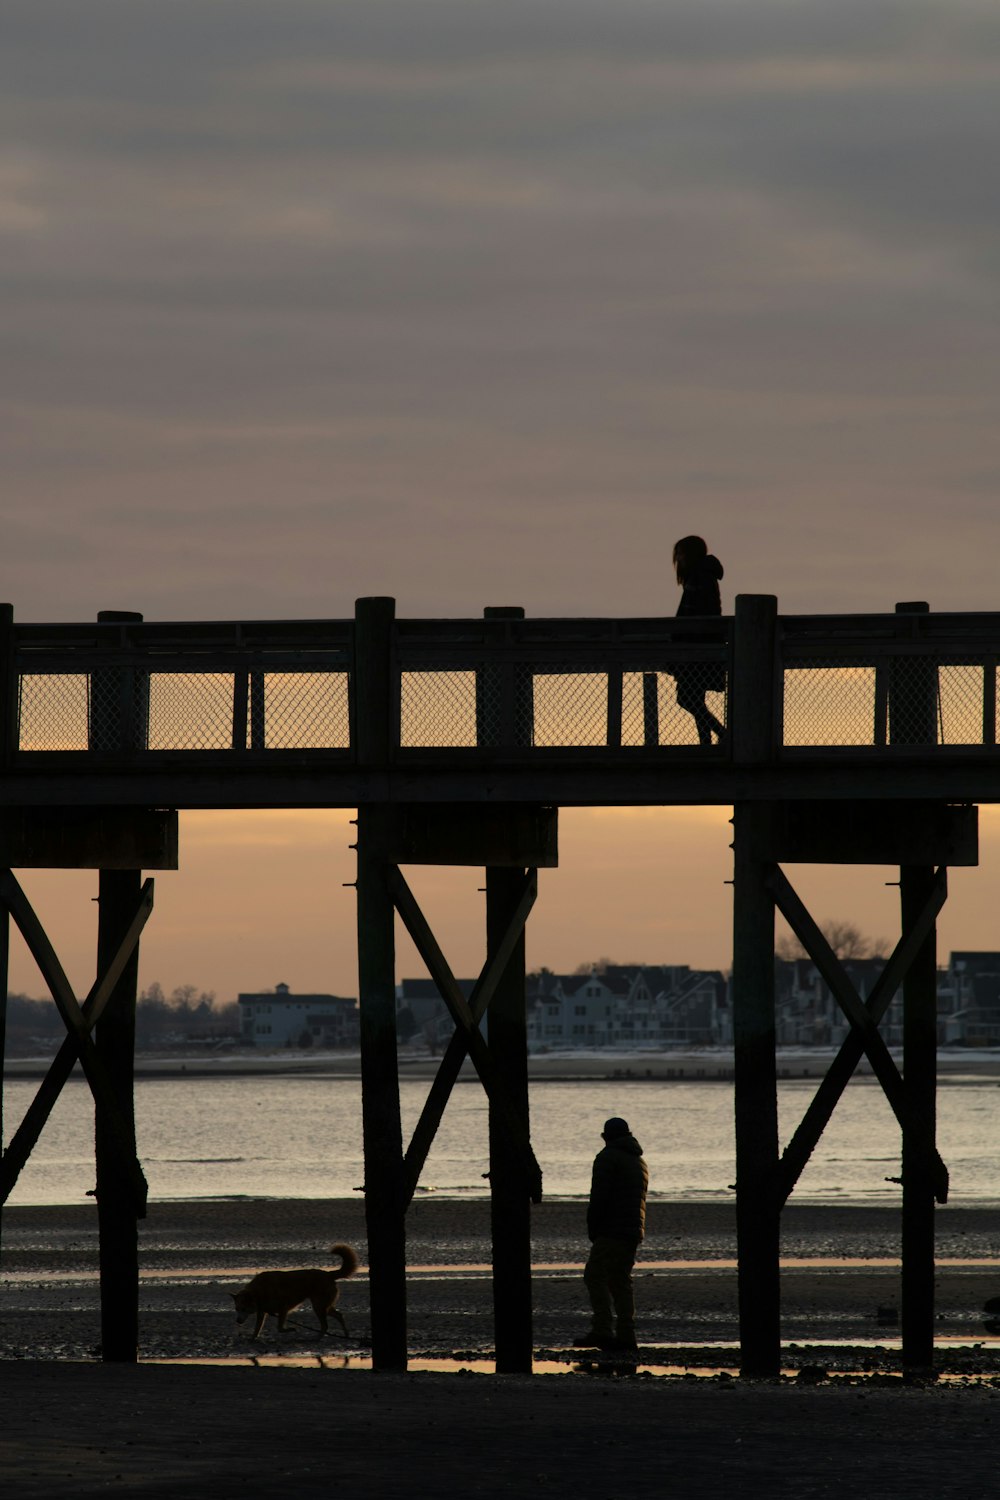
[[9, 1046, 1000, 1082], [4, 1197, 1000, 1497], [4, 1196, 1000, 1370]]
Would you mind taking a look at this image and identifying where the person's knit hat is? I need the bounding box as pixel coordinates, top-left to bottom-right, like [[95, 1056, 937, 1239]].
[[602, 1117, 630, 1140]]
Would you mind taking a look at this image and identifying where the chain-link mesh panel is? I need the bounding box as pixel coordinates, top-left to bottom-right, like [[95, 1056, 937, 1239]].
[[20, 669, 351, 752], [937, 663, 984, 745], [783, 664, 876, 746], [89, 667, 149, 751], [475, 664, 503, 746], [785, 659, 992, 746], [885, 656, 938, 745], [785, 659, 991, 747], [532, 671, 608, 747], [89, 669, 120, 749], [621, 666, 728, 747], [935, 666, 983, 747], [18, 674, 89, 750], [260, 672, 350, 749], [148, 673, 234, 750], [400, 670, 479, 747], [470, 663, 535, 746], [399, 665, 731, 748], [885, 660, 985, 746]]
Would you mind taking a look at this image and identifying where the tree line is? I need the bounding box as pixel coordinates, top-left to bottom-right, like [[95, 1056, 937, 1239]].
[[531, 922, 890, 977], [3, 984, 240, 1054]]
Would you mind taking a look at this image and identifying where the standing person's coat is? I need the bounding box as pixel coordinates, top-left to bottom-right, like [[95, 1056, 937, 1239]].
[[587, 1131, 648, 1245]]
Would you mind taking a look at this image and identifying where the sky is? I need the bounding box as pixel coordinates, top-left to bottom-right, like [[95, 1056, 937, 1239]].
[[5, 1, 1000, 1004]]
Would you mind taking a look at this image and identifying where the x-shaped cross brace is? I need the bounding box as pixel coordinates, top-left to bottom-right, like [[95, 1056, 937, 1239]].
[[769, 866, 949, 1207], [0, 869, 153, 1215], [386, 865, 542, 1210]]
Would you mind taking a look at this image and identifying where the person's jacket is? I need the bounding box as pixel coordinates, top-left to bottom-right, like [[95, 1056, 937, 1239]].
[[676, 555, 724, 617], [587, 1133, 649, 1244]]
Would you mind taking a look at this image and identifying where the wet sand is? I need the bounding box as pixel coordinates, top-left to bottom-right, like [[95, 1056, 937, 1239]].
[[4, 1197, 1000, 1367], [4, 1198, 1000, 1497]]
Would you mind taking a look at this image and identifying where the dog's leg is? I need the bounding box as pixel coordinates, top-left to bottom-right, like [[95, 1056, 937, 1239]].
[[314, 1303, 329, 1336], [252, 1310, 267, 1339], [332, 1308, 348, 1338]]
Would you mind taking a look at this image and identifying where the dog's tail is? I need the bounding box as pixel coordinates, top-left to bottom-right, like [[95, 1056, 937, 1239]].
[[330, 1243, 359, 1279]]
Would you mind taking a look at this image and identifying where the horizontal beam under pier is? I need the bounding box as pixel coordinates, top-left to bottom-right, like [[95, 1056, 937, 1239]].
[[0, 807, 178, 868], [3, 763, 1000, 809]]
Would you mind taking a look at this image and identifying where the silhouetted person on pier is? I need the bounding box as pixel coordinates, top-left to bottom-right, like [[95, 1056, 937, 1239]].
[[673, 534, 726, 746], [574, 1117, 649, 1353]]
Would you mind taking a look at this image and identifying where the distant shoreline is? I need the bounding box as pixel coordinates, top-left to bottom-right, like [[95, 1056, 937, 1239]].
[[6, 1047, 1000, 1082]]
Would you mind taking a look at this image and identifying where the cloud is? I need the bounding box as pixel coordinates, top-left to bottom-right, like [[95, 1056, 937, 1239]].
[[4, 0, 1000, 622]]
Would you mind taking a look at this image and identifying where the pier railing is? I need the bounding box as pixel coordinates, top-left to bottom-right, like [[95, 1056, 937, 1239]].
[[10, 618, 354, 758], [781, 611, 997, 753], [3, 600, 999, 769]]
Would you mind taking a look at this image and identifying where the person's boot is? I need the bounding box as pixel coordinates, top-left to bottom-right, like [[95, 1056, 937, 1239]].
[[609, 1324, 639, 1353], [573, 1329, 616, 1350]]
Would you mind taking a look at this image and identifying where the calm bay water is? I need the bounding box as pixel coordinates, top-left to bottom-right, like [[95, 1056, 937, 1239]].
[[3, 1073, 1000, 1208]]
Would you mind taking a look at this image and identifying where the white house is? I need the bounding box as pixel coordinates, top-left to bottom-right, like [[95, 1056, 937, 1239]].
[[237, 982, 359, 1048]]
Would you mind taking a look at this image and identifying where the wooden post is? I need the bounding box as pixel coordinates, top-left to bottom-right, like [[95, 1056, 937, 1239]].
[[900, 861, 938, 1373], [232, 672, 249, 751], [732, 595, 778, 766], [642, 673, 659, 747], [477, 604, 533, 749], [93, 609, 145, 1362], [482, 607, 534, 1372], [91, 610, 149, 755], [731, 803, 780, 1377], [95, 868, 143, 1361], [355, 597, 407, 1371], [731, 597, 780, 1376], [0, 606, 12, 1260], [250, 671, 265, 751], [606, 667, 623, 749], [0, 602, 14, 770], [0, 883, 7, 1236], [892, 603, 938, 1373], [486, 866, 533, 1372], [891, 601, 936, 746]]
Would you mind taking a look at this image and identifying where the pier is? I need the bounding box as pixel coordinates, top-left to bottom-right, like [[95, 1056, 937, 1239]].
[[0, 594, 995, 1374]]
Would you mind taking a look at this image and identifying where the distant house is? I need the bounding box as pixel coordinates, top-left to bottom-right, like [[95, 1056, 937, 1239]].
[[543, 969, 619, 1046], [772, 956, 894, 1047], [396, 977, 478, 1045], [526, 964, 729, 1049], [656, 968, 729, 1046], [237, 982, 359, 1048], [943, 952, 1000, 1045]]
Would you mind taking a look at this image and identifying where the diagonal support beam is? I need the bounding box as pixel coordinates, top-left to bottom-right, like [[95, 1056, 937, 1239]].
[[388, 866, 542, 1204], [770, 867, 948, 1204], [468, 871, 538, 1021], [776, 868, 948, 1206], [400, 870, 537, 1208], [0, 870, 148, 1215], [0, 879, 155, 1205]]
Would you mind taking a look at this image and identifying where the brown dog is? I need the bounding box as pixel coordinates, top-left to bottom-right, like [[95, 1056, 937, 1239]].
[[230, 1243, 359, 1339]]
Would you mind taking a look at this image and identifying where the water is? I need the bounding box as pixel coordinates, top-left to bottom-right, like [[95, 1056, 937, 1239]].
[[3, 1073, 1000, 1207]]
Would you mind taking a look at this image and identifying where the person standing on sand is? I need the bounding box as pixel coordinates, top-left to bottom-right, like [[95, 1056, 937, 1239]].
[[574, 1117, 649, 1353], [673, 533, 726, 746]]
